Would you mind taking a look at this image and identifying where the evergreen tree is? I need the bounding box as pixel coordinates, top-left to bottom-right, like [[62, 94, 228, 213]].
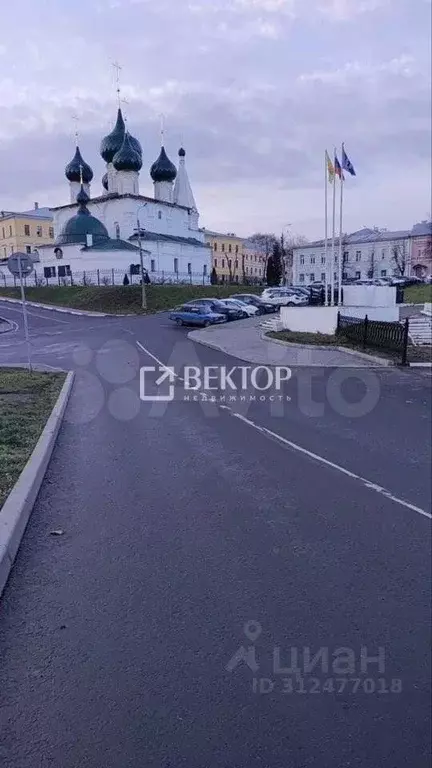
[[210, 266, 218, 285], [271, 241, 283, 286], [123, 273, 130, 286]]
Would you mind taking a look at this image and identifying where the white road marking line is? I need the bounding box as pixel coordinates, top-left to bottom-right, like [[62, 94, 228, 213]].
[[228, 410, 431, 521], [136, 341, 184, 381]]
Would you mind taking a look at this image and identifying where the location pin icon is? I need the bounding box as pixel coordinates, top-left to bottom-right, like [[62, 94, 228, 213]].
[[244, 620, 262, 643]]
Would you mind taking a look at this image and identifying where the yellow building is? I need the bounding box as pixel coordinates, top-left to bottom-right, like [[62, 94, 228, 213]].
[[202, 230, 245, 282], [0, 204, 54, 262]]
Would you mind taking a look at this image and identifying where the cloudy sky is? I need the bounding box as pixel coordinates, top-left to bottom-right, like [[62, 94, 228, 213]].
[[0, 0, 430, 239]]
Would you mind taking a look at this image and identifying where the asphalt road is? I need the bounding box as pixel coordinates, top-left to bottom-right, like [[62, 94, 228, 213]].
[[0, 299, 431, 768]]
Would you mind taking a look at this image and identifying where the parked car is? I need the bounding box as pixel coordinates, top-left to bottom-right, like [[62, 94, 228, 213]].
[[261, 287, 288, 301], [188, 298, 246, 321], [230, 294, 277, 314], [219, 298, 258, 316], [169, 304, 226, 327], [264, 289, 309, 307]]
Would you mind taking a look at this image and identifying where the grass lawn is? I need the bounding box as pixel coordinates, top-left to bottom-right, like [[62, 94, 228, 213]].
[[404, 284, 432, 304], [0, 284, 262, 314], [0, 368, 65, 509], [267, 330, 431, 363]]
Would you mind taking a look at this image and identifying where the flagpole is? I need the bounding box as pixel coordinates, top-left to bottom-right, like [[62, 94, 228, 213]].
[[330, 148, 336, 307], [324, 151, 329, 306], [338, 150, 344, 306]]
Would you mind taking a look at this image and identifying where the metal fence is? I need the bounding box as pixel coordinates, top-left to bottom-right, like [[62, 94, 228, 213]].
[[337, 313, 409, 365], [0, 267, 267, 289]]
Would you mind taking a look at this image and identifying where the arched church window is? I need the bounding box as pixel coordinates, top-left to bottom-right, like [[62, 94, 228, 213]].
[[115, 222, 120, 239], [158, 211, 162, 220], [54, 247, 63, 259]]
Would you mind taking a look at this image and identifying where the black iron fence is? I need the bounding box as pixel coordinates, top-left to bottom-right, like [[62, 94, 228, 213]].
[[337, 313, 409, 365]]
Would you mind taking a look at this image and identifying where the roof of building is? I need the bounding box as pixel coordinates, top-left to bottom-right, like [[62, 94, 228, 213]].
[[65, 146, 93, 183], [150, 146, 177, 183], [293, 227, 412, 250], [55, 186, 109, 246], [129, 230, 209, 248], [113, 132, 143, 172], [411, 220, 432, 236], [51, 192, 191, 212], [0, 207, 52, 221], [201, 228, 244, 239], [81, 238, 140, 252]]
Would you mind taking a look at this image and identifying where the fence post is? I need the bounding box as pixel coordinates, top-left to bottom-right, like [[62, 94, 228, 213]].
[[401, 317, 409, 366], [336, 311, 340, 332], [363, 315, 369, 349], [112, 268, 114, 285], [97, 269, 100, 286], [71, 271, 74, 286], [83, 271, 86, 286]]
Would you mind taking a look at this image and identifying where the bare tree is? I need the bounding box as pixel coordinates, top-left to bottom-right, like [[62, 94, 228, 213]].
[[391, 242, 407, 276], [367, 250, 375, 279], [283, 234, 309, 284]]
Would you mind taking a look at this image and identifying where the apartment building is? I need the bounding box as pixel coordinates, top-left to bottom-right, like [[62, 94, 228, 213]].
[[203, 229, 245, 282], [0, 204, 54, 261]]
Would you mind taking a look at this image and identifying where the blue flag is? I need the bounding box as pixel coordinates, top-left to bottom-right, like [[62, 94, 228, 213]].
[[342, 144, 356, 176]]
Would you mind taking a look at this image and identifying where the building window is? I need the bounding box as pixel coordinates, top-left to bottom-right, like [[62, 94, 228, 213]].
[[49, 227, 54, 238], [54, 247, 63, 259], [221, 243, 225, 252], [150, 259, 156, 272], [355, 271, 361, 279], [115, 222, 120, 239], [334, 272, 337, 280], [9, 225, 12, 236], [26, 245, 32, 254], [44, 266, 56, 278], [355, 250, 361, 261], [158, 211, 162, 220], [381, 249, 386, 259], [310, 273, 315, 282], [203, 265, 207, 276], [214, 242, 217, 251], [299, 274, 305, 282], [321, 272, 326, 281], [36, 225, 42, 237], [222, 259, 225, 268], [228, 259, 232, 269], [245, 267, 248, 275], [235, 245, 239, 254], [187, 263, 192, 275], [300, 255, 305, 265], [310, 256, 315, 265], [24, 224, 30, 236], [174, 258, 178, 273], [58, 265, 71, 277], [2, 227, 5, 239], [381, 269, 387, 277], [334, 255, 338, 264], [343, 252, 349, 263], [321, 256, 326, 264], [235, 259, 238, 268], [342, 272, 348, 279], [3, 247, 6, 257], [10, 245, 14, 253], [228, 244, 232, 253], [214, 258, 217, 267]]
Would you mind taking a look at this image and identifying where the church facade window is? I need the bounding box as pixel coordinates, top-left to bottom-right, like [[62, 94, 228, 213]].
[[174, 257, 178, 273], [115, 222, 120, 239], [203, 265, 207, 276], [44, 266, 56, 278], [158, 211, 162, 220], [151, 260, 156, 272], [187, 263, 192, 275], [26, 246, 31, 254], [214, 258, 217, 267], [214, 242, 217, 251]]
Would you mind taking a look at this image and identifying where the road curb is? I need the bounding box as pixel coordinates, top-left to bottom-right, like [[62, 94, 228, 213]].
[[0, 370, 75, 597], [409, 362, 432, 368], [262, 332, 394, 366], [0, 296, 113, 317], [0, 317, 14, 334]]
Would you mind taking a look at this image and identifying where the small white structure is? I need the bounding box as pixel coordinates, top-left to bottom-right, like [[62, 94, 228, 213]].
[[280, 306, 339, 334], [343, 285, 399, 321]]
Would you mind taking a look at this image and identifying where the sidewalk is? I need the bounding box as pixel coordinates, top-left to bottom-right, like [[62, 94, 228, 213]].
[[188, 317, 386, 367]]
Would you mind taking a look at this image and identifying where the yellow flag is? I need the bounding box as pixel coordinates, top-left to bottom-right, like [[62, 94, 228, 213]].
[[325, 150, 335, 183]]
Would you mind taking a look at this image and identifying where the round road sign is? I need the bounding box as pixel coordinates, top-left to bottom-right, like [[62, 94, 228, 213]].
[[7, 252, 34, 277]]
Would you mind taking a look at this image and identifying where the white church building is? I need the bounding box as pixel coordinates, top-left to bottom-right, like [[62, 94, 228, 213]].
[[33, 108, 211, 284]]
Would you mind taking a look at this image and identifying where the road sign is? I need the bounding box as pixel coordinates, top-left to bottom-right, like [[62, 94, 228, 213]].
[[6, 252, 33, 371], [7, 252, 34, 277]]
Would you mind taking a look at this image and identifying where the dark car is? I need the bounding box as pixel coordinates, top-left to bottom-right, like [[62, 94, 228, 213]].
[[188, 298, 246, 321], [230, 294, 277, 314]]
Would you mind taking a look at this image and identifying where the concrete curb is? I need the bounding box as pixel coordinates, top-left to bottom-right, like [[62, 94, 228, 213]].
[[188, 329, 388, 368], [0, 370, 75, 597], [0, 296, 115, 317], [409, 362, 432, 368], [261, 331, 394, 367]]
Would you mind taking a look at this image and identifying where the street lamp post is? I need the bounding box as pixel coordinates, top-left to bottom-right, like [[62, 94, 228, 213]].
[[136, 203, 148, 311]]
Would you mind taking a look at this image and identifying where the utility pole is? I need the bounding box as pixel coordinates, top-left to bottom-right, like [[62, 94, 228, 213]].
[[136, 216, 147, 311]]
